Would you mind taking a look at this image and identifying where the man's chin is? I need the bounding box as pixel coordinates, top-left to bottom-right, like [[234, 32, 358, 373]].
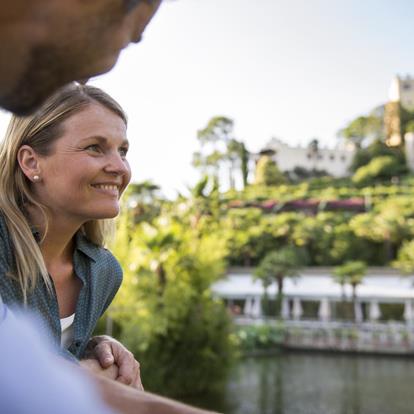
[[0, 100, 43, 116], [0, 90, 53, 116]]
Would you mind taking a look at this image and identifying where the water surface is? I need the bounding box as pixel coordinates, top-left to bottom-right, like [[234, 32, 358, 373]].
[[187, 351, 414, 414]]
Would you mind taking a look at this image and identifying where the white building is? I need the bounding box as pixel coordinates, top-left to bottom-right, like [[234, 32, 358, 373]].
[[213, 267, 414, 323], [389, 74, 414, 112], [261, 137, 355, 177]]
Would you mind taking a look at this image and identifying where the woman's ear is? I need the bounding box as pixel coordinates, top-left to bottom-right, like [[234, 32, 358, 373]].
[[17, 145, 42, 183]]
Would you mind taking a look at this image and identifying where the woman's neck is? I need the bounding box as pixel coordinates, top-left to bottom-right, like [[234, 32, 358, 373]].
[[26, 204, 82, 268]]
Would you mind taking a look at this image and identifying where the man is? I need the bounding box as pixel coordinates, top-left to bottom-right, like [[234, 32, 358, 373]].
[[0, 0, 161, 115], [1, 299, 216, 414], [0, 301, 116, 414], [0, 1, 219, 413], [0, 0, 162, 388]]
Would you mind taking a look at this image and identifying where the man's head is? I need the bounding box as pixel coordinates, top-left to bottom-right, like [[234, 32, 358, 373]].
[[0, 0, 161, 115]]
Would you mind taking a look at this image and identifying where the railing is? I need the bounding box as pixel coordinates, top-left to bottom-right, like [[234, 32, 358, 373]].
[[235, 317, 414, 354]]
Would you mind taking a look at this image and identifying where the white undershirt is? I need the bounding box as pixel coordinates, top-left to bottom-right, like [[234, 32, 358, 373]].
[[60, 314, 75, 349]]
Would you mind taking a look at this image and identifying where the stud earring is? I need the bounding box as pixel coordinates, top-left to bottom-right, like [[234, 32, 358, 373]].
[[33, 175, 40, 182]]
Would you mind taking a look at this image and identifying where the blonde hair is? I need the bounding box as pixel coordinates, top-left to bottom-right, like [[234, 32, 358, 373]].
[[0, 83, 127, 301]]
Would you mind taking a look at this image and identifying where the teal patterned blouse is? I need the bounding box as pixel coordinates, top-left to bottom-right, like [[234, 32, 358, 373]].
[[0, 214, 122, 361]]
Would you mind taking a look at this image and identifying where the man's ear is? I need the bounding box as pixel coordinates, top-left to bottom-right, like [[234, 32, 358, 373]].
[[17, 145, 42, 182]]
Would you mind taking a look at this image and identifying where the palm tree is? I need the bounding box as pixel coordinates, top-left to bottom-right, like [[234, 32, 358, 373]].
[[333, 261, 367, 322], [254, 246, 308, 318]]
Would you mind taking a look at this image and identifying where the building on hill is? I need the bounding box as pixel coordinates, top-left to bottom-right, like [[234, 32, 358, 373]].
[[385, 74, 414, 147], [257, 137, 356, 178], [389, 74, 414, 112]]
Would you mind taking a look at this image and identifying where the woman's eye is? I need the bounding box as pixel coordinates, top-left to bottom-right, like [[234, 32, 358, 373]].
[[86, 144, 101, 153], [119, 147, 129, 157]]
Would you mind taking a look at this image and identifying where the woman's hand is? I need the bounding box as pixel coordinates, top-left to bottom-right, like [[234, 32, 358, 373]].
[[80, 357, 119, 381], [85, 335, 143, 390]]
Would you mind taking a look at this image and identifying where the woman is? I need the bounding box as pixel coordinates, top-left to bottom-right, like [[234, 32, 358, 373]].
[[0, 83, 131, 365]]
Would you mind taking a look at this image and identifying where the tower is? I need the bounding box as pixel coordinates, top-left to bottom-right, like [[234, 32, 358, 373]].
[[385, 75, 414, 146]]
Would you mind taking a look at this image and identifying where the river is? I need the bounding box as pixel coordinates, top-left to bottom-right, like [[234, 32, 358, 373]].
[[185, 351, 414, 414]]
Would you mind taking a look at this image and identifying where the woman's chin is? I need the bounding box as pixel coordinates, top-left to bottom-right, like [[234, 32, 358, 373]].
[[88, 206, 120, 220]]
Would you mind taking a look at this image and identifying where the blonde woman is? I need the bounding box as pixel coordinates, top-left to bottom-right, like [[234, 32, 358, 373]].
[[0, 83, 141, 388]]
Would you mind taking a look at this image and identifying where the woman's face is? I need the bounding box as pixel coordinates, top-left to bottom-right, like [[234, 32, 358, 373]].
[[32, 102, 131, 224]]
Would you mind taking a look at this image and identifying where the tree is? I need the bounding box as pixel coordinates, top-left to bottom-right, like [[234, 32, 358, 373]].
[[352, 155, 404, 186], [350, 138, 406, 172], [350, 197, 414, 262], [406, 120, 414, 133], [110, 213, 235, 397], [338, 113, 384, 148], [254, 155, 286, 186], [254, 246, 309, 317], [307, 138, 320, 170], [240, 141, 250, 188], [194, 116, 234, 186], [226, 138, 250, 189], [393, 240, 414, 274], [333, 261, 367, 321], [194, 116, 251, 189], [126, 180, 162, 224]]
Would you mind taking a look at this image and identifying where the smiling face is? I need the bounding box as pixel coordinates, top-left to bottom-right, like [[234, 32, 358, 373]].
[[0, 0, 161, 114], [29, 103, 131, 225]]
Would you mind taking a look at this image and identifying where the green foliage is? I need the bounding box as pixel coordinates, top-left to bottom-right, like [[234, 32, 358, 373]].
[[240, 142, 249, 188], [352, 155, 404, 186], [393, 240, 414, 274], [110, 204, 236, 397], [285, 166, 331, 183], [194, 116, 249, 189], [107, 170, 414, 396], [333, 261, 367, 289], [338, 113, 384, 147], [254, 247, 309, 317], [254, 155, 286, 186], [235, 324, 284, 352], [400, 107, 414, 136], [254, 247, 309, 290], [406, 120, 414, 133], [350, 139, 405, 172]]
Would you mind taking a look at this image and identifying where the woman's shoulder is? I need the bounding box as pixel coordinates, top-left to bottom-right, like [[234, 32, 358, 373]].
[[0, 211, 13, 253], [0, 212, 15, 286], [0, 211, 9, 236]]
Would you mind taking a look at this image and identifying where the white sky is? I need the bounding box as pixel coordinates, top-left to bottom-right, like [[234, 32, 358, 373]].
[[1, 0, 414, 197]]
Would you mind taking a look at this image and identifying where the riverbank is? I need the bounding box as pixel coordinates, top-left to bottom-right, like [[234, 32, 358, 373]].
[[236, 319, 414, 356]]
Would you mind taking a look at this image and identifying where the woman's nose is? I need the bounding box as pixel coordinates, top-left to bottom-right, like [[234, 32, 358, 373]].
[[104, 152, 130, 176]]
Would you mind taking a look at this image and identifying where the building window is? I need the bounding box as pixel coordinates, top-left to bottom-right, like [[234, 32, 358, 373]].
[[341, 155, 346, 162], [329, 154, 335, 161]]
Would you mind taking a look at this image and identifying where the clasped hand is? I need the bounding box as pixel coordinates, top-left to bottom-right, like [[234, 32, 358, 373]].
[[81, 335, 143, 390]]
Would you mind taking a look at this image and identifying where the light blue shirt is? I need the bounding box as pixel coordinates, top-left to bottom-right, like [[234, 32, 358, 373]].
[[0, 298, 117, 414]]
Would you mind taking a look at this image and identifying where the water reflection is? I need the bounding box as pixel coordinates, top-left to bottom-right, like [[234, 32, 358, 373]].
[[186, 352, 414, 414]]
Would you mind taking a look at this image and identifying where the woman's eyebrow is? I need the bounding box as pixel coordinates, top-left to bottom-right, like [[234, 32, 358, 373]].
[[79, 135, 129, 146]]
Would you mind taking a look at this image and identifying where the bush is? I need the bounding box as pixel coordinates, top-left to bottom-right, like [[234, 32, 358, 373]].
[[352, 155, 405, 186], [236, 324, 284, 352], [110, 215, 236, 397], [119, 293, 235, 396]]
